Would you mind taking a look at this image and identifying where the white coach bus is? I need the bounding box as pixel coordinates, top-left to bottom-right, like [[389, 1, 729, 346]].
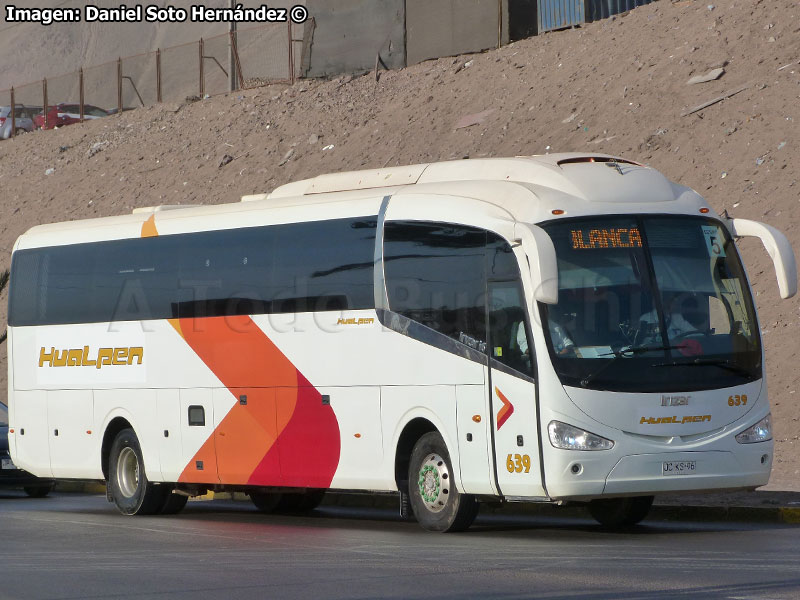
[[6, 154, 797, 531]]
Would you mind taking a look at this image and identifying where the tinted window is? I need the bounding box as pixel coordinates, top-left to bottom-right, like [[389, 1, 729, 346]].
[[540, 216, 761, 392], [489, 280, 534, 377], [384, 222, 487, 349], [272, 219, 376, 313], [9, 217, 376, 326], [487, 233, 522, 279], [487, 234, 535, 376], [85, 106, 109, 117]]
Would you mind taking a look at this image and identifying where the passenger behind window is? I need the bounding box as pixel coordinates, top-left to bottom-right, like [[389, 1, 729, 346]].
[[638, 294, 707, 350]]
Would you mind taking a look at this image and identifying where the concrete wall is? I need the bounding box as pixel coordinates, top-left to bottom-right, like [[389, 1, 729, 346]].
[[302, 0, 406, 78], [405, 0, 510, 66]]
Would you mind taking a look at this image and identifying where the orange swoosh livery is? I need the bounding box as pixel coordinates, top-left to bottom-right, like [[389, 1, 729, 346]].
[[143, 215, 341, 488], [495, 387, 514, 430]]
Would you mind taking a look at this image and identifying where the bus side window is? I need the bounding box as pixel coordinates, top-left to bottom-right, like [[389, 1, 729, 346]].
[[384, 221, 487, 349], [488, 280, 534, 377]]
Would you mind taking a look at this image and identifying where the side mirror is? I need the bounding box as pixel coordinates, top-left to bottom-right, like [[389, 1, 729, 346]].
[[515, 223, 559, 305], [723, 217, 797, 299]]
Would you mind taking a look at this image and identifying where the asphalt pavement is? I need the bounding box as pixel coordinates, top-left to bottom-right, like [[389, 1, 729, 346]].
[[1, 492, 799, 600]]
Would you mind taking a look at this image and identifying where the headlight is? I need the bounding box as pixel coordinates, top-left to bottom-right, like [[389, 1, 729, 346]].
[[548, 420, 614, 451], [735, 413, 772, 444]]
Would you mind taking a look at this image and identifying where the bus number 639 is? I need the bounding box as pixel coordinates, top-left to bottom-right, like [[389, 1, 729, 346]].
[[506, 453, 531, 473]]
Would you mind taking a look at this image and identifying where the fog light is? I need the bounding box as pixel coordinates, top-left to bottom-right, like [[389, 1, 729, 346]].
[[570, 463, 582, 475]]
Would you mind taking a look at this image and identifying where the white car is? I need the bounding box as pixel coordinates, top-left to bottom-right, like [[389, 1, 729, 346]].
[[0, 105, 40, 139]]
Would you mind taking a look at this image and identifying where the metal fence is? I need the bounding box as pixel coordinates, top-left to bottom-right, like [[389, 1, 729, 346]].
[[585, 0, 655, 22], [0, 22, 295, 138], [538, 0, 657, 33], [538, 0, 585, 34]]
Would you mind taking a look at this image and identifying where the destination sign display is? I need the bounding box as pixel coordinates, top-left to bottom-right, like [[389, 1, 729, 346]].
[[570, 228, 643, 250]]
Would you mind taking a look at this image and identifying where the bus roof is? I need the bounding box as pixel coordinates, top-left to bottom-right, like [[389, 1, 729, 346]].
[[252, 153, 644, 200], [15, 153, 712, 251], [247, 152, 708, 222]]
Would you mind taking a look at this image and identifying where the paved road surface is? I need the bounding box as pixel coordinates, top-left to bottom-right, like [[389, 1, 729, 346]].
[[1, 492, 798, 600]]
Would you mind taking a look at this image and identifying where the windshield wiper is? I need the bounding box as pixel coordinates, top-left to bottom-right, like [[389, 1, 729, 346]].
[[653, 358, 756, 377], [579, 344, 684, 388]]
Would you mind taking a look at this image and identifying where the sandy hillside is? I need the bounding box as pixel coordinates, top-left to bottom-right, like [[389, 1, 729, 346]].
[[1, 0, 799, 488]]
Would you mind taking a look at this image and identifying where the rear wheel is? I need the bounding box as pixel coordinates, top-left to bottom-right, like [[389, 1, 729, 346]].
[[108, 428, 168, 515], [587, 496, 654, 528], [277, 489, 326, 512], [24, 484, 53, 498], [250, 491, 283, 513], [408, 432, 478, 532]]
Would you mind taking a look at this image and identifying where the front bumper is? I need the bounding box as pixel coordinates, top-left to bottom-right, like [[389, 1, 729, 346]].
[[545, 443, 772, 499]]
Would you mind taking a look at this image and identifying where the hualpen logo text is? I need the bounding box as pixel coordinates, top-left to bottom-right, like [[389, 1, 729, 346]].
[[39, 346, 143, 369]]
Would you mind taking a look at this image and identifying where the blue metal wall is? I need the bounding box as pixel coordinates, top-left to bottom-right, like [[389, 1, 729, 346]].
[[586, 0, 655, 22], [538, 0, 584, 32]]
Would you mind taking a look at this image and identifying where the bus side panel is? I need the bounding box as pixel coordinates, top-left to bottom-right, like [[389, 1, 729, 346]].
[[47, 389, 97, 478], [213, 386, 279, 486], [324, 386, 383, 490], [10, 390, 52, 477], [455, 381, 497, 495], [7, 327, 17, 463], [255, 312, 486, 388], [156, 389, 183, 482]]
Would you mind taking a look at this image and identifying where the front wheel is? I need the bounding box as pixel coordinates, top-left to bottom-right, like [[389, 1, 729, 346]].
[[408, 432, 478, 532], [587, 496, 654, 528], [108, 428, 169, 515]]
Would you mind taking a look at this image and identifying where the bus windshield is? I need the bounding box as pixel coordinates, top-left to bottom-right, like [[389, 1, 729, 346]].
[[540, 215, 761, 392]]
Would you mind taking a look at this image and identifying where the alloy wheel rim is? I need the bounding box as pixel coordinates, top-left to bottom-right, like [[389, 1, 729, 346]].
[[417, 453, 450, 513], [116, 447, 139, 498]]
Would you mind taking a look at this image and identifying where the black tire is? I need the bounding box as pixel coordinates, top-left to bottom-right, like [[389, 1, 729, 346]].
[[108, 428, 169, 516], [587, 496, 654, 528], [276, 489, 326, 513], [159, 491, 189, 515], [408, 432, 478, 532], [24, 484, 53, 498], [250, 491, 283, 513]]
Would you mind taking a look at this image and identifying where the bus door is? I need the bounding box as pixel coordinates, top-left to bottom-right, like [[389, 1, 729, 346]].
[[487, 279, 545, 498]]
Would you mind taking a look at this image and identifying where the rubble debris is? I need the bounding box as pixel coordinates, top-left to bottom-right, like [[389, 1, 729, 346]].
[[681, 84, 749, 116], [455, 109, 495, 130], [687, 67, 725, 85]]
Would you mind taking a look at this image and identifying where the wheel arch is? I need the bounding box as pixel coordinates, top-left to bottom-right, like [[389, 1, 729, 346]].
[[101, 416, 134, 480], [393, 417, 443, 493]]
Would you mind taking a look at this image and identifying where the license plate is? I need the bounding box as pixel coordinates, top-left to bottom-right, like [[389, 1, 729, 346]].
[[1, 457, 18, 470], [662, 460, 696, 476]]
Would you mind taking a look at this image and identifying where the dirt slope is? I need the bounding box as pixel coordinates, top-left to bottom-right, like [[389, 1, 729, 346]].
[[1, 0, 799, 488]]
